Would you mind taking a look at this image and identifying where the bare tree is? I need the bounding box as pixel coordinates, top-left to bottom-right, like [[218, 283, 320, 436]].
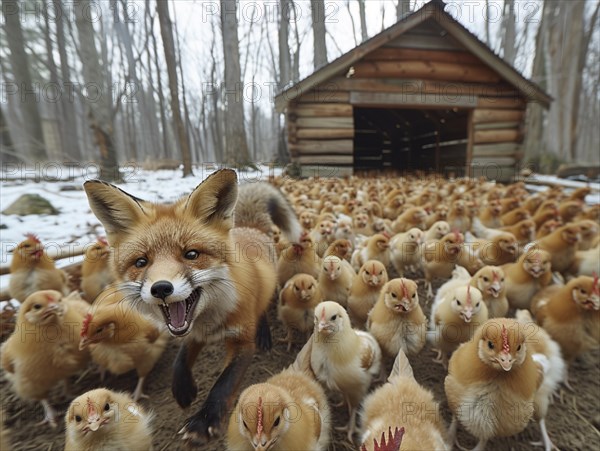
[[311, 0, 328, 69], [74, 0, 119, 181], [156, 0, 193, 176], [500, 0, 516, 65], [3, 0, 47, 161], [220, 0, 251, 165], [396, 0, 412, 21], [358, 0, 368, 42]]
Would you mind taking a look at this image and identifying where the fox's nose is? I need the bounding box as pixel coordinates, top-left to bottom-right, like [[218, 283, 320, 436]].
[[151, 280, 174, 299]]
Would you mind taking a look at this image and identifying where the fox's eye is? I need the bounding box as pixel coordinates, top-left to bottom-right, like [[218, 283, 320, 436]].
[[135, 257, 148, 268], [488, 340, 494, 350], [391, 292, 397, 298], [75, 415, 82, 422], [104, 403, 110, 411], [184, 250, 199, 260], [273, 417, 280, 427], [33, 304, 41, 310], [331, 314, 337, 320]]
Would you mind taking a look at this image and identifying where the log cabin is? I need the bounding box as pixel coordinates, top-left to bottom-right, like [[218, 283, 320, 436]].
[[274, 0, 551, 181]]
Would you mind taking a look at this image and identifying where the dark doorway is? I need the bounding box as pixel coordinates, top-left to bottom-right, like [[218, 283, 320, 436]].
[[353, 107, 470, 175]]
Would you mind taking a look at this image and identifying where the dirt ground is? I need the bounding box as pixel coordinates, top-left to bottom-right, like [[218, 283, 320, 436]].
[[1, 274, 599, 451]]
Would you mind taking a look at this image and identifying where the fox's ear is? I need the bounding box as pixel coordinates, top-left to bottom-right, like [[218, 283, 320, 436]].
[[183, 169, 238, 228], [83, 180, 147, 244]]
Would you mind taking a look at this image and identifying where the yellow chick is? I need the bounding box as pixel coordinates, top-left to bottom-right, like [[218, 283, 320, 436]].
[[277, 274, 322, 351], [389, 228, 423, 277], [348, 260, 389, 329], [318, 255, 354, 308], [367, 278, 427, 358], [470, 266, 509, 318], [64, 388, 153, 451], [81, 237, 114, 302], [310, 301, 381, 441], [0, 290, 89, 426], [430, 285, 488, 368], [227, 340, 330, 450], [359, 350, 450, 451]]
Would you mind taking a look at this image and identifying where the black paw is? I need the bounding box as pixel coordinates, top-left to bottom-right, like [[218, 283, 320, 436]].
[[172, 364, 197, 409], [179, 406, 222, 446], [256, 314, 272, 351]]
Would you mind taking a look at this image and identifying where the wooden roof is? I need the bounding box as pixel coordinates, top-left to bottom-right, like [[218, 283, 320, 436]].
[[274, 0, 552, 111]]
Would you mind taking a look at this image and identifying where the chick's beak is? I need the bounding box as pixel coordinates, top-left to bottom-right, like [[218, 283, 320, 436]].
[[498, 352, 514, 371], [461, 309, 473, 322]]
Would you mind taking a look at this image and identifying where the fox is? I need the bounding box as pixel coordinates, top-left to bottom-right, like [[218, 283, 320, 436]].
[[83, 169, 300, 446]]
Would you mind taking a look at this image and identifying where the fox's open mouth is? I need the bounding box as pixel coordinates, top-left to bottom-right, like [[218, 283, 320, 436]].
[[159, 288, 201, 336]]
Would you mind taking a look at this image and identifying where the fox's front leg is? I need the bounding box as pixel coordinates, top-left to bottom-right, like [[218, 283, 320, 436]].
[[179, 340, 254, 445], [172, 340, 204, 409]]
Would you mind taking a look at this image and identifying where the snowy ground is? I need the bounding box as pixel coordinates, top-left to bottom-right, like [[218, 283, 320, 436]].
[[1, 165, 598, 297]]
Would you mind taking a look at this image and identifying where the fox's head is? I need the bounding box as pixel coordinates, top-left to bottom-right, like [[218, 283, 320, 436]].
[[83, 169, 239, 337]]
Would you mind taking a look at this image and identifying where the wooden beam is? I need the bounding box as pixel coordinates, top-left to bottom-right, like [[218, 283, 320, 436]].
[[296, 154, 354, 165], [292, 103, 353, 117], [290, 139, 353, 154], [364, 48, 482, 65], [353, 60, 501, 84], [350, 91, 477, 108], [296, 117, 354, 128], [477, 97, 526, 109], [474, 121, 521, 131], [473, 108, 524, 123], [474, 129, 522, 144], [471, 156, 517, 166], [466, 109, 474, 177], [472, 142, 521, 156], [384, 33, 462, 51], [299, 165, 354, 178], [296, 91, 350, 104], [297, 128, 355, 139]]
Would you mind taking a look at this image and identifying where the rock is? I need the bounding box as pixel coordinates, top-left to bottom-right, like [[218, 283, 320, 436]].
[[2, 194, 59, 215]]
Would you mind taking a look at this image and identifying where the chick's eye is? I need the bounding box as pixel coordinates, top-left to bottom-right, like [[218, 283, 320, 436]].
[[476, 302, 480, 307], [104, 403, 110, 411], [331, 315, 337, 321], [488, 340, 494, 350], [96, 327, 103, 333], [580, 288, 586, 294], [483, 277, 489, 282], [273, 417, 280, 427], [517, 345, 522, 351], [456, 299, 461, 305], [412, 293, 416, 298], [391, 292, 397, 298], [184, 250, 199, 260], [33, 304, 41, 310], [243, 420, 249, 430], [75, 415, 82, 422], [135, 257, 148, 268]]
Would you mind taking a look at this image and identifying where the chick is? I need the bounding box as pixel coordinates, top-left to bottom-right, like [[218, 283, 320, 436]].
[[348, 260, 389, 328], [569, 245, 600, 276], [470, 266, 509, 318], [79, 289, 169, 400], [351, 233, 391, 272], [576, 219, 599, 250], [515, 309, 566, 451], [389, 228, 423, 277], [536, 224, 581, 273], [503, 249, 553, 310], [227, 340, 330, 451], [359, 350, 449, 451], [310, 301, 381, 441], [324, 238, 353, 264], [430, 285, 488, 367], [445, 318, 543, 451], [531, 275, 599, 389], [318, 255, 354, 308], [64, 388, 153, 451], [391, 207, 427, 233], [278, 274, 322, 350], [422, 232, 463, 299], [0, 290, 89, 426], [80, 237, 114, 302], [8, 234, 69, 302], [447, 200, 471, 233], [309, 219, 336, 257], [333, 216, 356, 246], [367, 278, 426, 358], [424, 220, 451, 241], [501, 207, 531, 226], [468, 232, 519, 266], [277, 233, 320, 285]]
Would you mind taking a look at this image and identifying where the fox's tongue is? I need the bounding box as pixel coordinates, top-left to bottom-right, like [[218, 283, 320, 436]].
[[168, 301, 186, 328]]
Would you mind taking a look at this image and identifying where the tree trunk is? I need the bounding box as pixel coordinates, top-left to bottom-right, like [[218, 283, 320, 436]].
[[311, 0, 328, 69], [396, 0, 412, 21], [156, 0, 193, 176], [358, 0, 368, 42], [500, 0, 516, 65], [3, 0, 47, 161], [74, 0, 119, 181], [220, 0, 251, 165], [277, 0, 292, 164], [54, 0, 80, 160]]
